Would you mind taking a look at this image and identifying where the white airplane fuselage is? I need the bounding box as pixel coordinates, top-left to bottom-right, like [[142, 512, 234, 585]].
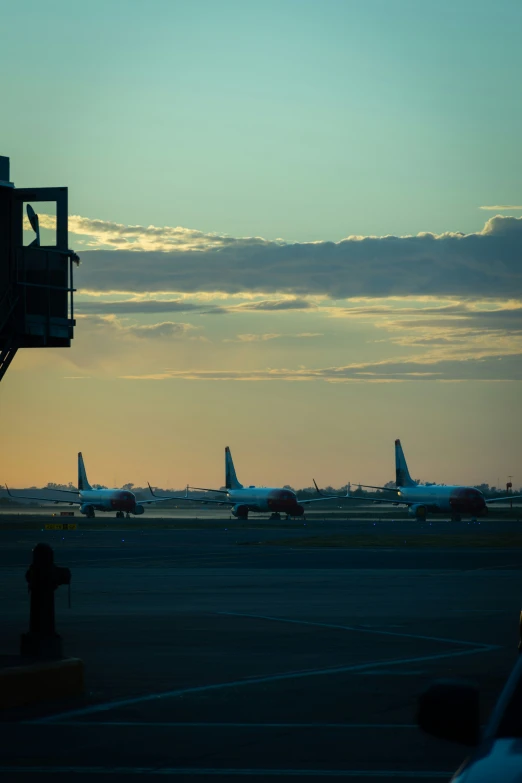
[[6, 452, 175, 518], [78, 489, 143, 516], [189, 446, 346, 519], [395, 484, 486, 516], [217, 487, 304, 517]]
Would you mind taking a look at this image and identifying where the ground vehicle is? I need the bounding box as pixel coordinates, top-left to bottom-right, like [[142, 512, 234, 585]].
[[418, 654, 522, 781]]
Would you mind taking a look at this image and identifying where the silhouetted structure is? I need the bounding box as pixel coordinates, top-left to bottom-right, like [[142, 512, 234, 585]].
[[0, 156, 79, 381], [21, 543, 71, 658]]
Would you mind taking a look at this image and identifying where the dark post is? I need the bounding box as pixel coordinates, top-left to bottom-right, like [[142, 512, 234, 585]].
[[21, 543, 71, 659]]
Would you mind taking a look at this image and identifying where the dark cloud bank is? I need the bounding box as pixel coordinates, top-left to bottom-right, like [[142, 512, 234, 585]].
[[76, 216, 522, 299], [75, 298, 315, 315]]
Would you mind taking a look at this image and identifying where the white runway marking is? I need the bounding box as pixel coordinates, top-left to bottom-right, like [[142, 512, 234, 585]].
[[361, 670, 425, 676], [0, 766, 454, 778], [219, 610, 497, 650], [31, 645, 495, 724], [465, 563, 521, 573], [450, 609, 508, 614], [32, 721, 419, 729]]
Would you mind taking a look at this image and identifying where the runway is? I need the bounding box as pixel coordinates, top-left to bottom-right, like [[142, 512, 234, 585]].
[[1, 516, 521, 781]]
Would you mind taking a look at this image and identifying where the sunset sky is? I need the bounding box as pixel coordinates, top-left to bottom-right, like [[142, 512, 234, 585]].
[[2, 0, 522, 490]]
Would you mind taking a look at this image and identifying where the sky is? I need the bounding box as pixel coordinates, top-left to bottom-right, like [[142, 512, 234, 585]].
[[1, 0, 522, 490]]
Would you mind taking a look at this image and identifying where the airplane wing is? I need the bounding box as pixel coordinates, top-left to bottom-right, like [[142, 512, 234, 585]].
[[189, 486, 229, 495], [139, 496, 191, 505], [302, 480, 411, 506], [343, 496, 411, 506], [359, 484, 401, 494], [146, 484, 234, 506], [185, 497, 234, 506], [296, 480, 348, 505], [4, 485, 82, 505], [43, 488, 80, 495], [300, 496, 361, 505], [486, 495, 522, 504], [139, 495, 232, 506]]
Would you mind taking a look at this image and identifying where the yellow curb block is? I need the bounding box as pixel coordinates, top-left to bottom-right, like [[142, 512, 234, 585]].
[[0, 658, 84, 710]]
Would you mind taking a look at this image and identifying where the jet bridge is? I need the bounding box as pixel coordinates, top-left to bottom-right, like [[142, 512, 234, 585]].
[[0, 156, 79, 381]]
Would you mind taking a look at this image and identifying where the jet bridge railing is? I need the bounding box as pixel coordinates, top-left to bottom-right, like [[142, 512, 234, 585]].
[[14, 246, 76, 347]]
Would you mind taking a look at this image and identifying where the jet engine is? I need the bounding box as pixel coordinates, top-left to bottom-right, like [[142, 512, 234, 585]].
[[133, 504, 145, 516], [408, 504, 427, 521], [293, 504, 305, 517], [231, 504, 249, 519], [80, 504, 95, 518]]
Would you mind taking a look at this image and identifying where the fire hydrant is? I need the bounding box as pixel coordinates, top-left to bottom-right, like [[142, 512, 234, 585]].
[[20, 543, 71, 659]]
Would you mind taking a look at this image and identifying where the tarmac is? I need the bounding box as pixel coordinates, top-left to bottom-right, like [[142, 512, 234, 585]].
[[0, 512, 521, 781]]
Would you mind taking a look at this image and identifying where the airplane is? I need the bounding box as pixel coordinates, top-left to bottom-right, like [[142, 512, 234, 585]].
[[354, 439, 522, 521], [149, 446, 348, 520], [5, 452, 182, 519]]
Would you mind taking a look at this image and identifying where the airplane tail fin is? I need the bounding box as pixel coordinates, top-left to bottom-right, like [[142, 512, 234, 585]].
[[395, 439, 416, 488], [78, 452, 92, 491], [225, 447, 243, 490]]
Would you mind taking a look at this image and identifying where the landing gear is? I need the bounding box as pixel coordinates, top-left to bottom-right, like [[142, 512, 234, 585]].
[[116, 511, 124, 519], [86, 507, 95, 519], [270, 512, 281, 521], [451, 515, 462, 522]]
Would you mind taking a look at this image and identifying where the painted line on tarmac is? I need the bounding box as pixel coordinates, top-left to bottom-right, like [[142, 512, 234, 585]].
[[464, 562, 521, 573], [451, 608, 509, 614], [34, 721, 419, 729], [0, 766, 454, 777], [361, 670, 425, 676], [423, 562, 521, 577], [219, 611, 498, 650], [30, 645, 494, 724]]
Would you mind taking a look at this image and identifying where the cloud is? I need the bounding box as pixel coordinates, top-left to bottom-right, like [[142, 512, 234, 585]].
[[231, 298, 317, 312], [76, 299, 202, 315], [226, 332, 323, 343], [202, 298, 318, 315], [121, 352, 522, 383], [480, 205, 522, 211], [37, 214, 280, 252], [382, 324, 522, 357], [77, 315, 198, 340], [334, 301, 522, 339], [335, 303, 466, 318], [72, 215, 522, 299], [125, 321, 197, 339], [381, 304, 522, 335], [75, 296, 315, 316], [339, 301, 522, 362]]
